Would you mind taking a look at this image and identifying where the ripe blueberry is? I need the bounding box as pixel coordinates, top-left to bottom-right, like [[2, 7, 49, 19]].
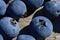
[[7, 0, 27, 19], [0, 0, 7, 16], [17, 35, 36, 40], [0, 17, 20, 38], [30, 16, 53, 38], [44, 1, 60, 17]]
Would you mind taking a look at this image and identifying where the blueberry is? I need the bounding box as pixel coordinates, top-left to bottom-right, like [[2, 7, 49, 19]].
[[0, 0, 7, 16], [17, 35, 36, 40], [30, 16, 53, 38], [0, 17, 20, 38], [7, 0, 27, 19], [44, 1, 60, 17], [22, 0, 44, 9], [0, 34, 4, 40]]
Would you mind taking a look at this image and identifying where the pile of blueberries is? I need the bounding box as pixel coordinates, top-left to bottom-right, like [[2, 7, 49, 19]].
[[0, 0, 60, 40]]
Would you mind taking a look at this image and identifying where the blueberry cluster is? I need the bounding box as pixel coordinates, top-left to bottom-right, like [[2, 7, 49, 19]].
[[0, 0, 60, 40]]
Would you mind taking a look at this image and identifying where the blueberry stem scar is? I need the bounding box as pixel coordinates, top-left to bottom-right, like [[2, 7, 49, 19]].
[[39, 20, 46, 27], [10, 19, 16, 26], [57, 10, 60, 13]]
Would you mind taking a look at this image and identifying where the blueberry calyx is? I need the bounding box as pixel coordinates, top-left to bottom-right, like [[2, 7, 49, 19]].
[[57, 10, 60, 13], [10, 19, 16, 26], [39, 20, 46, 27], [56, 10, 60, 16]]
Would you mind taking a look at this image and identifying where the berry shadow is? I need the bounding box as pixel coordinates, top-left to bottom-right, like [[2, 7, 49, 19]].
[[4, 0, 10, 4], [0, 16, 4, 19], [0, 13, 8, 19], [44, 0, 50, 2], [21, 0, 37, 18], [53, 17, 60, 33], [21, 5, 36, 18], [19, 25, 45, 40], [4, 38, 12, 40], [5, 11, 19, 21], [42, 0, 50, 6], [32, 7, 60, 33]]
